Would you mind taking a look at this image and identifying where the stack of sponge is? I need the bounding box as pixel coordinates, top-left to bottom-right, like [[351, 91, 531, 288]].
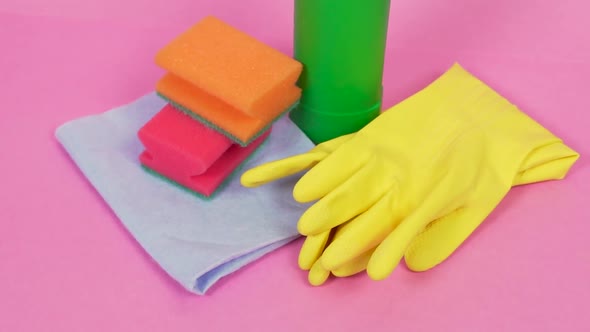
[[138, 16, 303, 198]]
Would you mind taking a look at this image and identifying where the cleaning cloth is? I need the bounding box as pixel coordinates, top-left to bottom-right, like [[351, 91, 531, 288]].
[[55, 92, 314, 294]]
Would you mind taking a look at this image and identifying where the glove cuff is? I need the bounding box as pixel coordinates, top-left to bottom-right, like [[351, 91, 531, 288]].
[[513, 141, 579, 185], [395, 63, 579, 186]]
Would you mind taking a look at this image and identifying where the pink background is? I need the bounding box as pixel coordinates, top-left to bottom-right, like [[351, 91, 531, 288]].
[[1, 0, 589, 331]]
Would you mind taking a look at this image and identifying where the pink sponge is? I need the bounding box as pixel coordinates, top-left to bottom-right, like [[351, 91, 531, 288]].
[[139, 104, 232, 175], [138, 104, 269, 197]]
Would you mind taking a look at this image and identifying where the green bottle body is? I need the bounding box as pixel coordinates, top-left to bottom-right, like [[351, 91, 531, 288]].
[[290, 0, 391, 144]]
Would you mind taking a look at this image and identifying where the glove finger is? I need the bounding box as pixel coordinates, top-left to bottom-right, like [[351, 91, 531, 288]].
[[308, 259, 331, 286], [404, 207, 476, 272], [319, 191, 401, 270], [297, 160, 394, 236], [293, 138, 370, 202], [366, 130, 487, 280], [331, 248, 375, 278], [404, 183, 509, 272], [240, 152, 326, 188], [367, 173, 467, 281], [513, 141, 579, 186], [240, 134, 355, 188], [298, 230, 331, 270]]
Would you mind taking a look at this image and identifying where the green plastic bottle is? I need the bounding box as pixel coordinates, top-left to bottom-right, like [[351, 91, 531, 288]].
[[290, 0, 391, 144]]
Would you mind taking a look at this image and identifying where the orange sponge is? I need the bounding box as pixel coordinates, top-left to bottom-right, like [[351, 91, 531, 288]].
[[155, 16, 302, 146]]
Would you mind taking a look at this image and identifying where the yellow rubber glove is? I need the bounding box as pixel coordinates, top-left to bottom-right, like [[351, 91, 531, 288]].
[[244, 120, 579, 285], [302, 135, 580, 285], [241, 63, 579, 283]]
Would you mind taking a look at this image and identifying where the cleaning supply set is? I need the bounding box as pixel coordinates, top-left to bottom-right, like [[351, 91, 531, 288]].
[[56, 5, 579, 294], [138, 16, 303, 197]]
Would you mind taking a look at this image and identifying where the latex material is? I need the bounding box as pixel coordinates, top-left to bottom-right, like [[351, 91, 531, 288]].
[[241, 63, 579, 284], [300, 134, 581, 282], [290, 0, 391, 144]]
